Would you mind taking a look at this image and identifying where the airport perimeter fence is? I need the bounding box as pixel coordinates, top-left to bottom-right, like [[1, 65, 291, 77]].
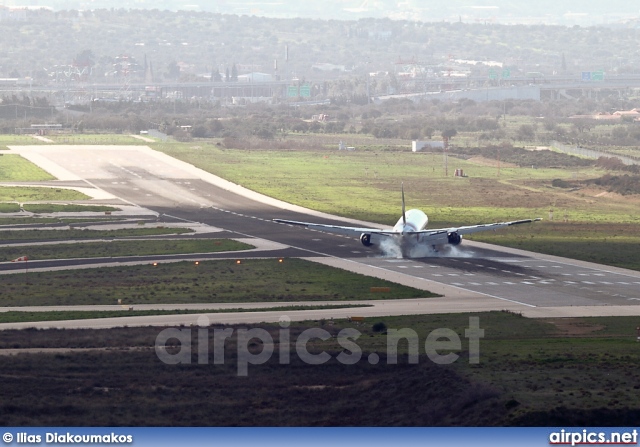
[[551, 140, 639, 166], [148, 129, 168, 142]]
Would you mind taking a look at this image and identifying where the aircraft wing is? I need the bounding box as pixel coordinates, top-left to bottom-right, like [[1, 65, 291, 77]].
[[274, 217, 541, 244], [273, 219, 397, 237], [405, 218, 542, 244]]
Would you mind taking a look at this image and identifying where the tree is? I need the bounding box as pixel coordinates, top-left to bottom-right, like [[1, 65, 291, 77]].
[[166, 61, 180, 80], [441, 128, 457, 140], [74, 49, 95, 68], [516, 124, 535, 141], [611, 126, 629, 142], [572, 119, 592, 133], [231, 64, 238, 82], [423, 126, 434, 139]]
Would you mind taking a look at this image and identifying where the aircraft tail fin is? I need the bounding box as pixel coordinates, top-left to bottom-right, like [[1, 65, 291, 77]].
[[401, 182, 406, 226]]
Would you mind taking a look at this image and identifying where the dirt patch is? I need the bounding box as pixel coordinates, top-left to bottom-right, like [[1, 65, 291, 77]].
[[580, 187, 640, 203], [545, 318, 605, 336], [591, 189, 629, 200]]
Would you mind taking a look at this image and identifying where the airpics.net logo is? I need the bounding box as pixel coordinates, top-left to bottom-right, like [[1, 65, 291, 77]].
[[154, 316, 484, 376], [549, 429, 638, 446]]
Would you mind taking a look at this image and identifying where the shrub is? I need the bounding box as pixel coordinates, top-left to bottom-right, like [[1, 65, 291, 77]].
[[552, 179, 573, 188]]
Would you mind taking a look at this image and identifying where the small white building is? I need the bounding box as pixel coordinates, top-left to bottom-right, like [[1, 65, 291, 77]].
[[338, 141, 355, 151], [412, 140, 445, 152]]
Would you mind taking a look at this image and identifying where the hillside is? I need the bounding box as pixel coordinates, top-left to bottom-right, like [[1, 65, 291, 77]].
[[10, 0, 640, 23], [3, 10, 640, 84]]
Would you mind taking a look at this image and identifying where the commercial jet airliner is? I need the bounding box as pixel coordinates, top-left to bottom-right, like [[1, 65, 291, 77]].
[[274, 184, 541, 258]]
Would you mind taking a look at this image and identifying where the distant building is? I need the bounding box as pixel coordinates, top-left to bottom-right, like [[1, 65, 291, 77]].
[[0, 6, 28, 21], [412, 140, 445, 152], [613, 108, 640, 118], [569, 113, 621, 121], [569, 109, 640, 121], [237, 72, 273, 82], [312, 63, 347, 72], [338, 141, 355, 151], [16, 123, 63, 135]]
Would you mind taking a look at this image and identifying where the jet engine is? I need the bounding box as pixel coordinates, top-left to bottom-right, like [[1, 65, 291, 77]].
[[447, 231, 462, 246], [360, 233, 373, 247]]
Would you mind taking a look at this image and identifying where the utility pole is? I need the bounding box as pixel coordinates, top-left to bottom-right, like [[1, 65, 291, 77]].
[[443, 136, 449, 177], [503, 100, 506, 124]]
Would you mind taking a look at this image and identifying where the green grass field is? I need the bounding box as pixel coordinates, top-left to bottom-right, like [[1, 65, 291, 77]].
[[0, 141, 139, 212], [471, 222, 640, 270], [0, 134, 50, 146], [0, 154, 55, 181], [21, 203, 120, 213], [0, 238, 252, 262], [154, 143, 630, 225], [0, 217, 124, 225], [0, 186, 90, 203], [0, 227, 193, 241], [0, 151, 89, 208], [0, 258, 435, 306], [0, 203, 20, 213]]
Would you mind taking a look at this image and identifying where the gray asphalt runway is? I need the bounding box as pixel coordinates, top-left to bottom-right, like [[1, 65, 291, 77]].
[[4, 144, 640, 328]]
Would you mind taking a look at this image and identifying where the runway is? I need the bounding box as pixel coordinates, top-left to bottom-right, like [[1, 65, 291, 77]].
[[4, 144, 640, 327]]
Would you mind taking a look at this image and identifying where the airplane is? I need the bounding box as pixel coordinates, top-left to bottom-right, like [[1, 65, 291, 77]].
[[273, 184, 541, 258]]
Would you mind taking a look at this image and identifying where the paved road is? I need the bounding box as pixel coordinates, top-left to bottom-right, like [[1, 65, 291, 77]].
[[3, 144, 640, 328]]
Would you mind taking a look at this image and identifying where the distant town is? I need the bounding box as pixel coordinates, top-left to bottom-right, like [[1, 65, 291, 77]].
[[1, 8, 640, 108]]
